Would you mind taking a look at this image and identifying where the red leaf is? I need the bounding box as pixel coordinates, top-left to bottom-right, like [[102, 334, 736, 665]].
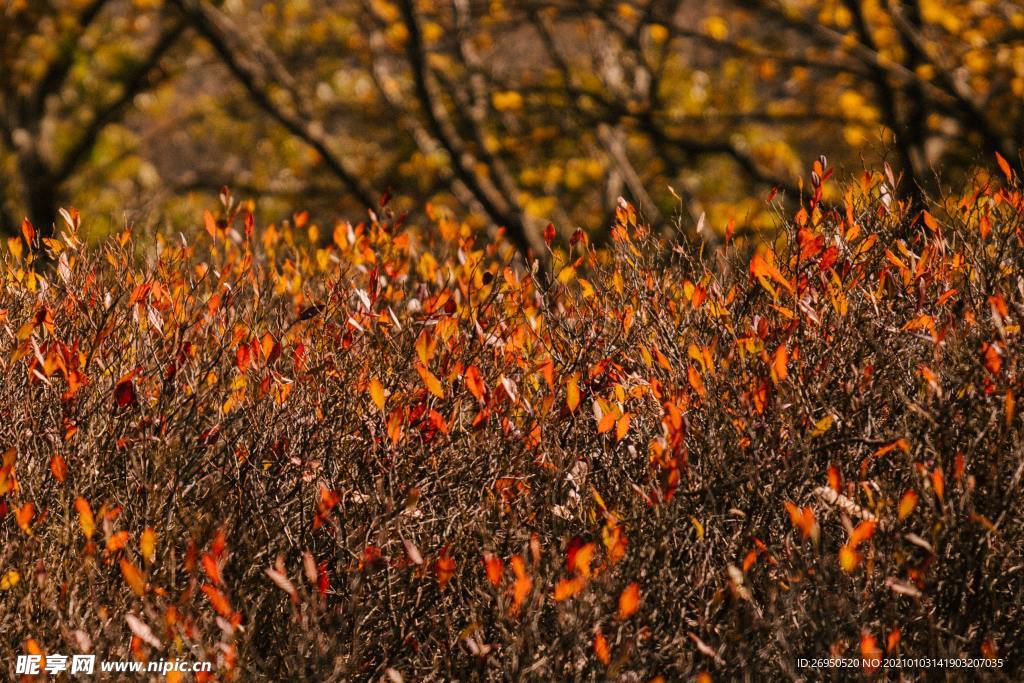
[[114, 379, 136, 409]]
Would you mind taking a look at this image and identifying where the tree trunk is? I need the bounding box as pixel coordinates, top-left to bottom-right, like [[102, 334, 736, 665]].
[[17, 152, 59, 238]]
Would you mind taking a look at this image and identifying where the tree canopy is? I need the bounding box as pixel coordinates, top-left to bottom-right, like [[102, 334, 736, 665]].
[[2, 0, 1023, 245]]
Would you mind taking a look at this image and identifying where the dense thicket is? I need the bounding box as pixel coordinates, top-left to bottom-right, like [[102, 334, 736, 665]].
[[1, 164, 1022, 679]]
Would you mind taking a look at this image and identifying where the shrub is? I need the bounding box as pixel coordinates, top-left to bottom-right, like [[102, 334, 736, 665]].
[[1, 163, 1022, 680]]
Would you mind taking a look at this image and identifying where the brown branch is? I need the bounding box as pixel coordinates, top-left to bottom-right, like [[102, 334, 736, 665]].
[[27, 0, 110, 123], [53, 19, 188, 185], [168, 0, 377, 210], [394, 0, 542, 260]]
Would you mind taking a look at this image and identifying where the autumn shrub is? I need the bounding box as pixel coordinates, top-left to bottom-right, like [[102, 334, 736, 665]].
[[1, 161, 1022, 681]]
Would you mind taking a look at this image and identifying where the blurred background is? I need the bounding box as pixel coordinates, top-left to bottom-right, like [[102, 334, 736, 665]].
[[2, 0, 1022, 247]]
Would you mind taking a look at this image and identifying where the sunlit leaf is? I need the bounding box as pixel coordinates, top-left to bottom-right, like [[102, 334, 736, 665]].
[[617, 582, 641, 619]]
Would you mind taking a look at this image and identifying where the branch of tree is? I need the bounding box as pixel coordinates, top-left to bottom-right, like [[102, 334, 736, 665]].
[[53, 19, 188, 185], [168, 0, 378, 210]]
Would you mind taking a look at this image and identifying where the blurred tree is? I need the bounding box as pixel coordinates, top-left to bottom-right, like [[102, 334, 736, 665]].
[[0, 0, 186, 235], [2, 0, 1022, 245]]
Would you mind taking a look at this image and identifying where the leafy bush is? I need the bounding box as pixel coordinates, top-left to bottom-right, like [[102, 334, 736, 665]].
[[1, 162, 1022, 680]]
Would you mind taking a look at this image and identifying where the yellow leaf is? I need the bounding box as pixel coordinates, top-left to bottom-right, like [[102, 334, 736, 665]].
[[810, 415, 833, 437], [0, 570, 19, 590], [702, 15, 728, 40], [492, 90, 523, 111], [566, 374, 580, 412], [691, 517, 705, 540], [369, 378, 386, 412], [838, 544, 859, 572], [140, 527, 157, 563], [416, 363, 444, 399]]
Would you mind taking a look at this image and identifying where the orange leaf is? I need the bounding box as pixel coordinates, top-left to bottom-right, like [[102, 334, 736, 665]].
[[615, 412, 631, 441], [554, 576, 587, 602], [751, 378, 769, 414], [49, 454, 67, 483], [483, 553, 504, 586], [995, 151, 1014, 182], [688, 365, 707, 398], [75, 497, 95, 539], [931, 467, 945, 502], [617, 582, 641, 619], [568, 540, 596, 577], [873, 438, 910, 457], [21, 217, 35, 246], [203, 209, 217, 238], [235, 343, 251, 371], [784, 501, 818, 541], [898, 490, 918, 520], [107, 530, 130, 553], [202, 583, 233, 618], [510, 555, 531, 615], [887, 628, 901, 653], [416, 363, 444, 399], [120, 559, 146, 596], [601, 516, 628, 564], [771, 345, 788, 383], [849, 520, 877, 548], [314, 486, 341, 529], [861, 632, 883, 665], [15, 502, 34, 535], [465, 365, 485, 402], [827, 465, 841, 492], [594, 631, 611, 665], [201, 553, 222, 585], [436, 547, 456, 589], [750, 252, 794, 294], [742, 549, 758, 572]]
